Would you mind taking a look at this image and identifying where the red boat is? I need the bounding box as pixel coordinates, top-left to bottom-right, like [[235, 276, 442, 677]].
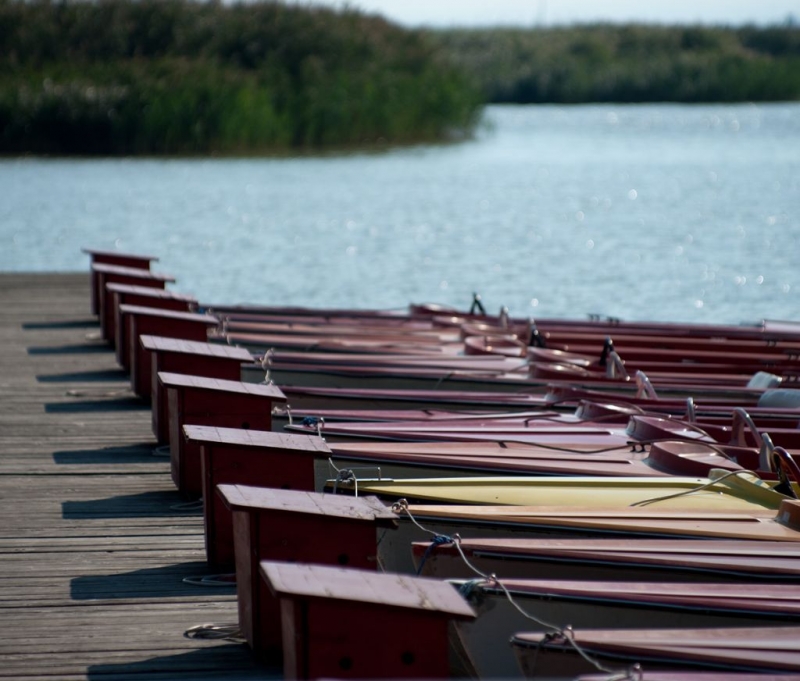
[[462, 582, 800, 678], [511, 625, 800, 678], [413, 536, 800, 581]]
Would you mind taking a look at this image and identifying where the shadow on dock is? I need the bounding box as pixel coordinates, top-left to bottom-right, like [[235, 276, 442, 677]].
[[45, 396, 146, 412], [28, 343, 112, 355], [71, 561, 234, 600], [87, 646, 267, 680], [36, 368, 129, 383], [23, 319, 97, 330], [54, 443, 158, 465], [62, 490, 200, 519], [3, 273, 264, 681]]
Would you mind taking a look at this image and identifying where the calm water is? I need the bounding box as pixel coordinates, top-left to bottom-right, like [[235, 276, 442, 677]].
[[2, 103, 799, 324]]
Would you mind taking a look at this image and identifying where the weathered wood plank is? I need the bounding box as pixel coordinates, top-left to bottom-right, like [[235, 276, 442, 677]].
[[0, 273, 263, 680]]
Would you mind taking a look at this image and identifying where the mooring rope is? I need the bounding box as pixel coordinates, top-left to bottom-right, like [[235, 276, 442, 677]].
[[184, 623, 244, 643], [183, 573, 237, 587], [391, 499, 640, 680], [169, 498, 204, 512]]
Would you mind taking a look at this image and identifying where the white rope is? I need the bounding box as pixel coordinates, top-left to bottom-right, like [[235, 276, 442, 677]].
[[183, 573, 236, 587], [327, 459, 386, 498], [151, 444, 170, 457], [184, 623, 244, 642], [66, 388, 133, 398], [170, 498, 204, 512], [592, 667, 642, 681], [392, 499, 638, 678], [260, 348, 275, 384], [271, 404, 293, 426], [391, 499, 441, 538]]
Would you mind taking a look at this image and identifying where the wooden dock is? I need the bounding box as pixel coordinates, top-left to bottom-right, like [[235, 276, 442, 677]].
[[0, 273, 269, 680]]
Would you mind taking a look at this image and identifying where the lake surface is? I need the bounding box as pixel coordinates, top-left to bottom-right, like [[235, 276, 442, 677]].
[[2, 103, 798, 325]]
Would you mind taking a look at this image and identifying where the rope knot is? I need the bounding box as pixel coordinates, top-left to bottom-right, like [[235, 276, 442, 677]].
[[558, 625, 574, 642], [415, 534, 454, 575], [457, 579, 485, 599], [391, 498, 409, 514], [300, 415, 325, 436], [336, 469, 356, 484]]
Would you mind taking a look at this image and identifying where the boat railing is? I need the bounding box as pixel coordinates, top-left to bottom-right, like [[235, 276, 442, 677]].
[[393, 499, 640, 680], [731, 407, 763, 450], [634, 370, 658, 399], [605, 350, 630, 380]]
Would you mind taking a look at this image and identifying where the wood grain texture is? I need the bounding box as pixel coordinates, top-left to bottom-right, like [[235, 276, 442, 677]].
[[0, 273, 269, 680]]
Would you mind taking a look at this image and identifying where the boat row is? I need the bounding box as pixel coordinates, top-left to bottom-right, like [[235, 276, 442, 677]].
[[83, 247, 800, 680]]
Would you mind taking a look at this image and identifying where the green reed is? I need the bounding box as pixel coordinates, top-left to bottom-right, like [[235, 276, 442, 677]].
[[0, 0, 481, 155], [3, 2, 797, 156], [429, 23, 800, 103]]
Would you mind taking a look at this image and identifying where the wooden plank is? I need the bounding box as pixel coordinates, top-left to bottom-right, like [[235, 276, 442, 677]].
[[0, 273, 262, 680]]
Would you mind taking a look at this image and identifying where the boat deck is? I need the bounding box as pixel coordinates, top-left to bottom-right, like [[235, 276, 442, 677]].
[[0, 273, 267, 680]]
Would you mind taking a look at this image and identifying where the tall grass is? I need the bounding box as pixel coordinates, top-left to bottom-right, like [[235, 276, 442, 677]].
[[3, 4, 798, 155], [429, 24, 800, 103], [0, 0, 481, 155]]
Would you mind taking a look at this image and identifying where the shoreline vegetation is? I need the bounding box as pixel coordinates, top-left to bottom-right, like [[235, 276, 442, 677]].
[[430, 23, 800, 105], [1, 0, 798, 156], [0, 0, 481, 154]]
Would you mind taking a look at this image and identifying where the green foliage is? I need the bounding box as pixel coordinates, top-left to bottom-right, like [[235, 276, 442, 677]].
[[0, 0, 481, 155], [4, 3, 798, 155], [429, 24, 800, 103]]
